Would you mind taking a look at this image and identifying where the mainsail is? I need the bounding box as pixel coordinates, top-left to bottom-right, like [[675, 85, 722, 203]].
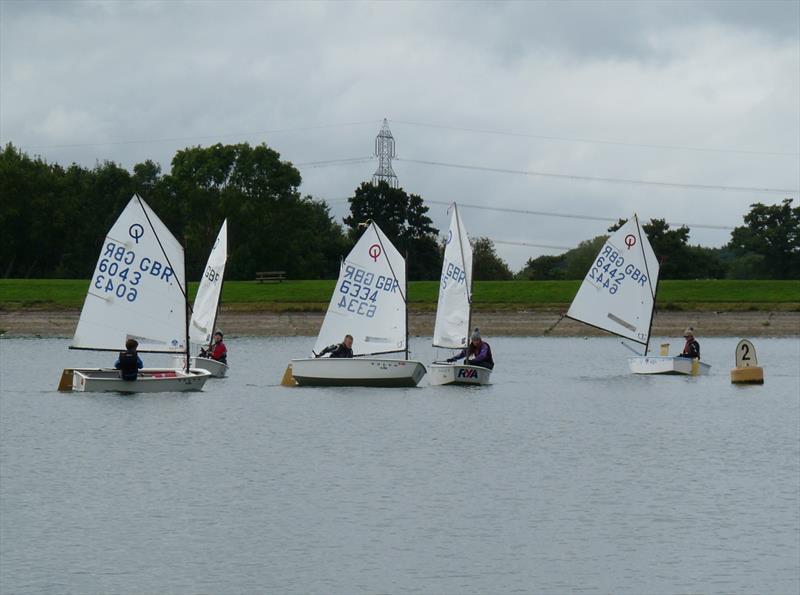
[[72, 195, 187, 353], [433, 203, 473, 349], [566, 215, 659, 351], [190, 219, 228, 346], [313, 221, 407, 357]]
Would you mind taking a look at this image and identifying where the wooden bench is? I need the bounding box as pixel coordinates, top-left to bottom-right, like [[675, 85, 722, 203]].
[[256, 271, 286, 283]]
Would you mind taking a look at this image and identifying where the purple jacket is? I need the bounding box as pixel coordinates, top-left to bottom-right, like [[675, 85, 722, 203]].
[[452, 341, 494, 366]]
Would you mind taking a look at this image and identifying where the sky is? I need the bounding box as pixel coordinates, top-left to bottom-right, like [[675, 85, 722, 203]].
[[1, 0, 798, 269]]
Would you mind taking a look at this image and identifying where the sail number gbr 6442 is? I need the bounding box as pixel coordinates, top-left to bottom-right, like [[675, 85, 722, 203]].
[[588, 244, 650, 295], [91, 240, 176, 303], [337, 264, 399, 318]]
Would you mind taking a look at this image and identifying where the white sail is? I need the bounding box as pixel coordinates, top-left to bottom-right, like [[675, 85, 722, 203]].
[[190, 219, 228, 346], [433, 204, 473, 349], [72, 195, 187, 353], [566, 214, 659, 347], [313, 221, 407, 357]]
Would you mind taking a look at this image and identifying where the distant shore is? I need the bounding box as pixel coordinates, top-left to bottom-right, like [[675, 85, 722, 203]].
[[2, 309, 797, 338]]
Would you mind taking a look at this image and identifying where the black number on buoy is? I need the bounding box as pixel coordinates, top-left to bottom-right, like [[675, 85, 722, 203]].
[[740, 343, 751, 361]]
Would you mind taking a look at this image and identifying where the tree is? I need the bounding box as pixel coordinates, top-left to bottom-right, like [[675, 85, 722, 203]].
[[344, 181, 440, 279], [162, 142, 345, 279], [607, 218, 724, 279], [728, 199, 800, 279], [516, 254, 566, 280], [472, 237, 513, 280], [563, 235, 609, 279]]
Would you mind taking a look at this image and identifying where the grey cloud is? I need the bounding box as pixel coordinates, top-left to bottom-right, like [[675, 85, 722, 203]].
[[1, 0, 797, 268]]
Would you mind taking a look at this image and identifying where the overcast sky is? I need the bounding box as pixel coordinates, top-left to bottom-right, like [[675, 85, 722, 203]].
[[2, 0, 798, 268]]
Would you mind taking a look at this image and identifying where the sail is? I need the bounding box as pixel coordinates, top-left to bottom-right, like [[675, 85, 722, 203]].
[[190, 219, 228, 346], [72, 195, 187, 353], [433, 204, 473, 349], [566, 215, 659, 347], [313, 221, 407, 357]]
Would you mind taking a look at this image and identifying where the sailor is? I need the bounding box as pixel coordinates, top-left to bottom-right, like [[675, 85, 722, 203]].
[[317, 334, 354, 358], [447, 328, 494, 369], [678, 327, 701, 359], [200, 331, 227, 364], [115, 338, 144, 381]]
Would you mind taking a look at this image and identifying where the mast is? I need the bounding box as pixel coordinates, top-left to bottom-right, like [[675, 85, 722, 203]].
[[453, 203, 472, 346], [404, 249, 409, 361], [183, 236, 190, 373], [208, 276, 224, 351], [635, 214, 657, 357]]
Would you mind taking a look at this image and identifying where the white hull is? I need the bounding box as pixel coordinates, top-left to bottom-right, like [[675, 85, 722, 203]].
[[628, 356, 711, 376], [190, 357, 229, 378], [64, 368, 211, 393], [289, 358, 427, 387], [428, 363, 492, 386]]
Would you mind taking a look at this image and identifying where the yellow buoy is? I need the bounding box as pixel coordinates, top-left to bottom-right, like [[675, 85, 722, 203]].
[[660, 343, 670, 356], [730, 339, 764, 384], [280, 363, 297, 387]]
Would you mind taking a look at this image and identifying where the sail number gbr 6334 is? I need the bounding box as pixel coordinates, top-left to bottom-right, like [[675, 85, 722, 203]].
[[588, 244, 650, 295], [91, 240, 176, 303], [337, 264, 399, 318]]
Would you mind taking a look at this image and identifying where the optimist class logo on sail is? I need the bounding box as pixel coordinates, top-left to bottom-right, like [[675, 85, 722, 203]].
[[368, 244, 382, 261]]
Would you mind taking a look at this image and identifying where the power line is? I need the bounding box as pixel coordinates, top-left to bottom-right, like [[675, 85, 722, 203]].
[[390, 119, 799, 157], [492, 239, 574, 251], [423, 199, 735, 231], [11, 121, 379, 150], [313, 197, 734, 251], [295, 157, 374, 168], [395, 157, 798, 195]]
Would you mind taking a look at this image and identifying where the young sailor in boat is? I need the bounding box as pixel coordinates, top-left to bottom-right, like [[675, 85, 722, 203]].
[[200, 331, 227, 363], [677, 327, 701, 359], [447, 328, 494, 369], [316, 334, 354, 358], [114, 339, 143, 381]]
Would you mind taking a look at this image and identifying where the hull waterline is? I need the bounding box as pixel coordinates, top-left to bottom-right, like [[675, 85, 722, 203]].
[[62, 368, 211, 393], [190, 357, 229, 378], [289, 358, 427, 387], [628, 356, 711, 376], [428, 363, 492, 386]]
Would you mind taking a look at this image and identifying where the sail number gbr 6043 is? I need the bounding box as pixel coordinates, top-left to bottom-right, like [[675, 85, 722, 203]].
[[91, 240, 176, 303], [337, 264, 399, 318], [588, 244, 650, 295]]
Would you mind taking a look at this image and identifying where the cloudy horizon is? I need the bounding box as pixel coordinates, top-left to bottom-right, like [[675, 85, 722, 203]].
[[1, 0, 798, 269]]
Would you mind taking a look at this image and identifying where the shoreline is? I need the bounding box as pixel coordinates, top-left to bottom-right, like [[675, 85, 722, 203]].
[[2, 309, 798, 338]]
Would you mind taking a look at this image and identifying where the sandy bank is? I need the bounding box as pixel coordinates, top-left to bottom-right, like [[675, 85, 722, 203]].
[[2, 309, 797, 338]]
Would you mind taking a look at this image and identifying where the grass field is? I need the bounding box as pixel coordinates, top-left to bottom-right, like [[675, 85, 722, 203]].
[[1, 279, 798, 311]]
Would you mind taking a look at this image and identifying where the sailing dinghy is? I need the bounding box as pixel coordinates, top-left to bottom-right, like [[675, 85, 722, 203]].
[[566, 214, 710, 376], [189, 219, 229, 377], [59, 195, 211, 392], [429, 203, 490, 386], [288, 221, 427, 387]]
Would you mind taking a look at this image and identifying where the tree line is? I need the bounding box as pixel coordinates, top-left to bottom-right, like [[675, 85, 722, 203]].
[[1, 142, 797, 281]]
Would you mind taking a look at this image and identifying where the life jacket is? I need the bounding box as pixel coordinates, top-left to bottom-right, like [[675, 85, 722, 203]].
[[330, 343, 353, 358], [469, 341, 494, 367], [118, 351, 139, 381], [210, 342, 227, 363], [682, 339, 700, 359]]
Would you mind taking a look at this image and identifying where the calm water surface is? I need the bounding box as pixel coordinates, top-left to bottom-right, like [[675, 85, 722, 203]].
[[1, 336, 798, 594]]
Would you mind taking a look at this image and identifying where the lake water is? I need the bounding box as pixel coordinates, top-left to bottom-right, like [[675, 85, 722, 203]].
[[1, 336, 798, 594]]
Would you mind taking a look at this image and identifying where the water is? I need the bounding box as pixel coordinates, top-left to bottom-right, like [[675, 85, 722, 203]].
[[1, 336, 798, 594]]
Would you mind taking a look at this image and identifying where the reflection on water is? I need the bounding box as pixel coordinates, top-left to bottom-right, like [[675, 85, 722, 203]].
[[1, 336, 798, 594]]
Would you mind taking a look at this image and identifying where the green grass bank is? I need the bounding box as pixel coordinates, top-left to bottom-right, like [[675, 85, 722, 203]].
[[1, 279, 798, 312]]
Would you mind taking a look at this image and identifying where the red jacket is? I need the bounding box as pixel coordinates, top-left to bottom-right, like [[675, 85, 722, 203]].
[[210, 341, 227, 361]]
